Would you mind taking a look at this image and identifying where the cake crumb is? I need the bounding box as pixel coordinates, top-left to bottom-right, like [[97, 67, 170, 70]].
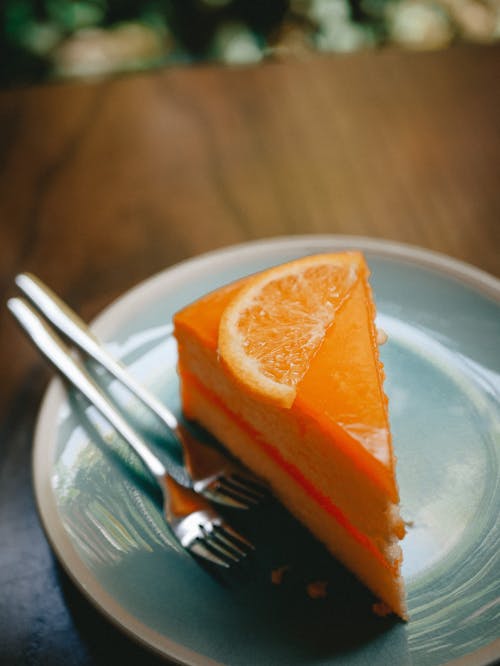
[[271, 565, 291, 585], [376, 328, 388, 345], [372, 601, 392, 617], [306, 580, 328, 599]]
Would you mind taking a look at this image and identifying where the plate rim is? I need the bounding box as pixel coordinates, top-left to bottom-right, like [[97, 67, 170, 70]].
[[32, 235, 500, 666]]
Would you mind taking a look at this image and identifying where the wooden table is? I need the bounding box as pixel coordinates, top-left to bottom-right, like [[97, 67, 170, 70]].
[[1, 44, 499, 665]]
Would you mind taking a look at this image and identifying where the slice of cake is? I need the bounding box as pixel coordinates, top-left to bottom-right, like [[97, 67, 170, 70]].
[[173, 252, 406, 618]]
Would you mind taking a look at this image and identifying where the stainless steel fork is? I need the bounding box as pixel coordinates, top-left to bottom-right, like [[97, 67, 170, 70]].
[[15, 273, 267, 510], [8, 297, 254, 568]]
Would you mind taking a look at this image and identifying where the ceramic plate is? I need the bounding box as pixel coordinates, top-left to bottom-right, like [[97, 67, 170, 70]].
[[33, 236, 500, 666]]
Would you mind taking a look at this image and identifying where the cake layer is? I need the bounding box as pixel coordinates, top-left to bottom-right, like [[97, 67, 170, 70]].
[[180, 371, 407, 618]]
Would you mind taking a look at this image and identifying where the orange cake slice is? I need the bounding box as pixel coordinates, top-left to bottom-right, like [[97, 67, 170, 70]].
[[173, 252, 406, 618]]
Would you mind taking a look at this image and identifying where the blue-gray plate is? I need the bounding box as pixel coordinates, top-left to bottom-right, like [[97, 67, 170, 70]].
[[33, 236, 500, 665]]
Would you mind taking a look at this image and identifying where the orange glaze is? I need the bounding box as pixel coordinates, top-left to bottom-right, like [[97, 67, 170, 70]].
[[295, 270, 398, 501]]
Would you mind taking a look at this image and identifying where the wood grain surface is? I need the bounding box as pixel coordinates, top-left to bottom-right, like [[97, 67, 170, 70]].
[[1, 45, 500, 418], [1, 45, 500, 666]]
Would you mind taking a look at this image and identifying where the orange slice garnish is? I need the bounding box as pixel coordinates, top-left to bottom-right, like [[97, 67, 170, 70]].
[[218, 253, 359, 408]]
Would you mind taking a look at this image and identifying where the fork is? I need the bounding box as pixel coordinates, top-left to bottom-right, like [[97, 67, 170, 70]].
[[8, 297, 253, 568], [15, 273, 267, 510]]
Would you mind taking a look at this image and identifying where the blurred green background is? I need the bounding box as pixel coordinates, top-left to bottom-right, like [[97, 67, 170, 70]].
[[2, 0, 499, 87]]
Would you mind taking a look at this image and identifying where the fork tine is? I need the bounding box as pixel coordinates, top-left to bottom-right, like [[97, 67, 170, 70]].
[[212, 527, 248, 558], [179, 426, 267, 506], [220, 523, 255, 550], [220, 477, 266, 502], [190, 540, 231, 567], [214, 480, 261, 507], [231, 471, 268, 490], [198, 526, 244, 563], [201, 485, 250, 510], [203, 531, 241, 563]]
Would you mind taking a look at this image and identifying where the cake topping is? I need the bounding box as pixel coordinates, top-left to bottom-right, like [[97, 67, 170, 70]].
[[218, 253, 358, 408]]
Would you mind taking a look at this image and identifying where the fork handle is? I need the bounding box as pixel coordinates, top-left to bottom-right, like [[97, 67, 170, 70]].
[[15, 273, 180, 432], [8, 297, 166, 481]]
